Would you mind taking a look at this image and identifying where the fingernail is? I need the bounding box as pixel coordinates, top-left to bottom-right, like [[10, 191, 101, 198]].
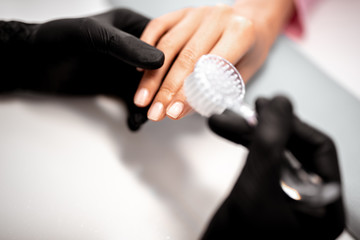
[[136, 67, 144, 72], [134, 88, 149, 106], [148, 102, 164, 121], [167, 101, 184, 119]]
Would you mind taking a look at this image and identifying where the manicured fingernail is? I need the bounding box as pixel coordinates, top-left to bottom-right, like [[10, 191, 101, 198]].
[[167, 101, 184, 119], [136, 67, 144, 72], [134, 88, 149, 106], [148, 102, 164, 121]]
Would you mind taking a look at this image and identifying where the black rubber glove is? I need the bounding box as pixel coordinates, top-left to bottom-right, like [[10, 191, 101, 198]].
[[202, 96, 345, 239], [0, 8, 164, 131]]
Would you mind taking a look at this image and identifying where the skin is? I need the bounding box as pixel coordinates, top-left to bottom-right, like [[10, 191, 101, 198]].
[[133, 0, 296, 121]]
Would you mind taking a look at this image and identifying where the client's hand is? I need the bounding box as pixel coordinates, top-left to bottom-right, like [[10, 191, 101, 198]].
[[0, 8, 164, 131], [133, 0, 295, 122], [202, 96, 345, 239]]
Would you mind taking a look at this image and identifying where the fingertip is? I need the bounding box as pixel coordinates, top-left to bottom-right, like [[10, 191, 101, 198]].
[[138, 47, 165, 69], [151, 49, 165, 69], [271, 95, 293, 115], [253, 96, 294, 154], [109, 31, 164, 69], [166, 101, 185, 119], [127, 113, 148, 131], [208, 110, 253, 145], [255, 95, 293, 118], [255, 97, 268, 112], [147, 102, 165, 121], [134, 88, 150, 107]]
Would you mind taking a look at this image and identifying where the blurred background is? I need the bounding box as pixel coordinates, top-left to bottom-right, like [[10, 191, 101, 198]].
[[292, 0, 360, 100], [0, 0, 359, 100], [0, 0, 359, 239]]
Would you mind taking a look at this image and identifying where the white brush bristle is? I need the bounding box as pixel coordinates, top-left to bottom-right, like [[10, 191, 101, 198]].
[[184, 54, 245, 117]]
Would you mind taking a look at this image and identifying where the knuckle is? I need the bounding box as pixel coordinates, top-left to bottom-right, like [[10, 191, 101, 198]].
[[158, 34, 176, 50], [147, 18, 165, 32], [144, 79, 163, 92], [232, 16, 254, 31], [139, 72, 162, 91], [178, 48, 198, 70], [215, 4, 232, 14], [272, 96, 293, 112], [79, 19, 109, 51], [144, 80, 160, 93], [241, 17, 254, 28], [157, 86, 176, 102], [231, 16, 255, 41]]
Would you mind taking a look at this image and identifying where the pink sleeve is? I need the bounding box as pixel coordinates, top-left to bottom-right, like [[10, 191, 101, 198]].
[[285, 0, 320, 39]]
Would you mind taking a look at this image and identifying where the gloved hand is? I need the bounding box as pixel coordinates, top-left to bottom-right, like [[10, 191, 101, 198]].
[[202, 96, 345, 239], [0, 8, 164, 131]]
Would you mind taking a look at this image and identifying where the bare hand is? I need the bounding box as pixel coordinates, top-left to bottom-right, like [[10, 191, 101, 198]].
[[134, 1, 294, 121]]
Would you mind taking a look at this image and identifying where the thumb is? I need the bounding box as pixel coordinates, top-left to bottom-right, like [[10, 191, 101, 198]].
[[88, 8, 165, 68], [104, 26, 164, 69], [94, 9, 166, 68], [208, 110, 254, 146], [81, 17, 164, 69]]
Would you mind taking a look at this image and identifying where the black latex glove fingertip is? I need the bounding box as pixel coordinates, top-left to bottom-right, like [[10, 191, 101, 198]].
[[139, 49, 165, 70], [107, 30, 165, 70], [127, 111, 148, 131], [253, 96, 293, 148], [208, 110, 253, 146], [255, 97, 269, 112], [271, 95, 293, 114], [255, 96, 293, 126]]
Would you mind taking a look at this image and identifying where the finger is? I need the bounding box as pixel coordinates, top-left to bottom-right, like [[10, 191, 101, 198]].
[[155, 13, 255, 121], [134, 8, 204, 108], [95, 8, 164, 69], [105, 26, 165, 69], [208, 110, 254, 146], [166, 88, 193, 120], [288, 116, 341, 182], [46, 14, 163, 69], [255, 97, 269, 112], [209, 16, 255, 64], [140, 8, 189, 46], [146, 6, 231, 120], [127, 105, 149, 131], [82, 17, 164, 68], [207, 97, 269, 146], [248, 96, 293, 167]]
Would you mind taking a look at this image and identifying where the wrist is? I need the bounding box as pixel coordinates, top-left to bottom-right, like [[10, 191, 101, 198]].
[[232, 0, 295, 43]]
